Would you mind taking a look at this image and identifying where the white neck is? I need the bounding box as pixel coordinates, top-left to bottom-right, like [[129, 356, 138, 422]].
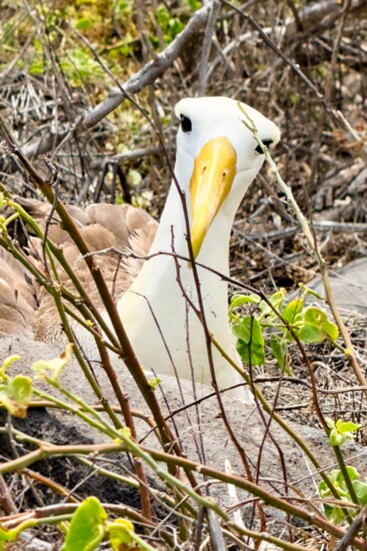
[[148, 176, 245, 276]]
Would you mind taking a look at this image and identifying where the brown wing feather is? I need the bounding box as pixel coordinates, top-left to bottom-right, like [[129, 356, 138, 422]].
[[1, 199, 158, 341], [0, 248, 37, 337]]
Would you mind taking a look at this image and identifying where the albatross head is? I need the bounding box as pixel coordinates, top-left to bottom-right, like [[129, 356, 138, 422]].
[[174, 96, 280, 259]]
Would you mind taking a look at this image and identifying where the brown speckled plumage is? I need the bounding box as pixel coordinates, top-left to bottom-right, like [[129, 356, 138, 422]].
[[0, 199, 157, 342]]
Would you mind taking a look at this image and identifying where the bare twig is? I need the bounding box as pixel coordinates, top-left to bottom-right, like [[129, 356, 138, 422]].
[[198, 0, 220, 95], [21, 2, 216, 160]]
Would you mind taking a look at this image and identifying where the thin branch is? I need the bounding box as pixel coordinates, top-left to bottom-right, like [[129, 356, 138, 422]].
[[21, 2, 216, 160]]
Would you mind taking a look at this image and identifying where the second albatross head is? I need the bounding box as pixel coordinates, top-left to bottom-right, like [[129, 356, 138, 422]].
[[174, 97, 280, 259]]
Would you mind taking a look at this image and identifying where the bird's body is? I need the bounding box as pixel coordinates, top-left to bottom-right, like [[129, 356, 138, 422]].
[[1, 97, 280, 401]]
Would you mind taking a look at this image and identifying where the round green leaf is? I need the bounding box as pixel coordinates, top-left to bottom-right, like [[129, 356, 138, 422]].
[[299, 324, 325, 344], [282, 298, 304, 325], [61, 497, 107, 551]]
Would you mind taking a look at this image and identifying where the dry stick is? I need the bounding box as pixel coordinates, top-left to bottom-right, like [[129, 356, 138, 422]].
[[21, 1, 216, 160], [0, 439, 365, 550], [171, 234, 268, 535], [0, 475, 17, 516], [91, 333, 152, 520], [69, 19, 232, 509], [0, 204, 125, 432], [252, 363, 293, 543], [220, 0, 367, 164], [309, 0, 353, 194], [239, 106, 367, 405], [174, 251, 350, 505], [333, 505, 367, 551], [99, 244, 353, 506], [22, 469, 80, 504], [198, 0, 220, 95], [1, 503, 156, 532], [0, 121, 200, 498], [1, 502, 177, 546]]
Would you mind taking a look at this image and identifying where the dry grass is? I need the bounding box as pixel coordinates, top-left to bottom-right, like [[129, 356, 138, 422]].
[[0, 0, 367, 548]]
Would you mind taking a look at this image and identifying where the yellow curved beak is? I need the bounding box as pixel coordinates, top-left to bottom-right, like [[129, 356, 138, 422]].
[[190, 136, 237, 259]]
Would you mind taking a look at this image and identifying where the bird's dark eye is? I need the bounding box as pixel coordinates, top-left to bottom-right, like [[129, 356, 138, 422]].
[[255, 139, 273, 154], [180, 114, 192, 133]]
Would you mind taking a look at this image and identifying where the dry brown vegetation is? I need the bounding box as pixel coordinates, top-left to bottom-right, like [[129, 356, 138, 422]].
[[0, 0, 367, 549]]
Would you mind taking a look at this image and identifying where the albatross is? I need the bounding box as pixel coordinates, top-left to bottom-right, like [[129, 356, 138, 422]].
[[0, 97, 280, 401]]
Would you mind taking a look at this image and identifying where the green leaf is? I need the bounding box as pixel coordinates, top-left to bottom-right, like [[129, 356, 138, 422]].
[[269, 335, 291, 374], [329, 429, 346, 447], [0, 354, 20, 378], [318, 467, 362, 523], [258, 288, 285, 315], [301, 307, 338, 342], [32, 343, 73, 381], [298, 324, 325, 343], [186, 0, 201, 11], [127, 169, 142, 187], [344, 466, 360, 481], [75, 18, 92, 30], [148, 377, 161, 389], [269, 288, 286, 309], [290, 93, 301, 106], [229, 293, 260, 320], [353, 479, 367, 505], [335, 420, 361, 435], [233, 316, 265, 366], [282, 298, 303, 325], [0, 375, 32, 418], [325, 417, 336, 430], [327, 419, 361, 446], [321, 319, 339, 341], [61, 497, 107, 551], [303, 307, 327, 325], [318, 479, 330, 498], [230, 294, 260, 309], [328, 505, 348, 524], [108, 518, 134, 550]]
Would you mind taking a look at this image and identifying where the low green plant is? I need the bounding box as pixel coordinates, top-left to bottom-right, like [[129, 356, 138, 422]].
[[0, 355, 32, 419], [318, 419, 366, 524], [229, 285, 339, 375], [61, 496, 151, 551], [0, 495, 148, 551]]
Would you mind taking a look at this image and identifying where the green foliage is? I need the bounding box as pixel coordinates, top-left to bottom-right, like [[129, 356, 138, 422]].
[[326, 417, 361, 447], [61, 497, 145, 551], [186, 0, 202, 10], [0, 519, 37, 550], [318, 420, 364, 524], [0, 355, 32, 418], [1, 0, 197, 89], [232, 316, 265, 366], [230, 286, 339, 373], [318, 467, 367, 524], [155, 5, 184, 44], [299, 307, 339, 343], [61, 497, 107, 551], [61, 49, 105, 86], [108, 518, 136, 550], [32, 343, 74, 382], [148, 376, 161, 389]]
